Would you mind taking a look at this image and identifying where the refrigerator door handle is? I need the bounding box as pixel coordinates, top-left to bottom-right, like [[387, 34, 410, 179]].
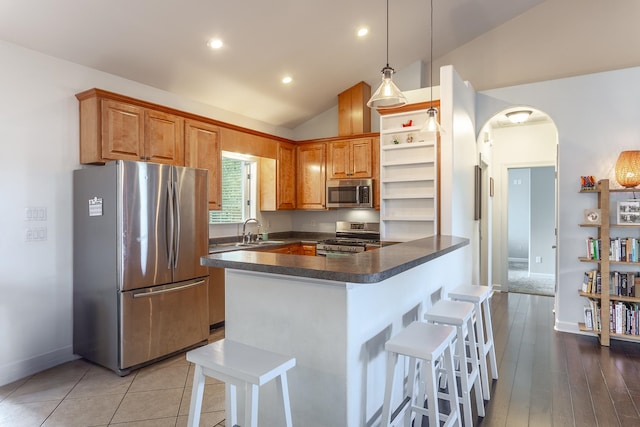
[[173, 181, 181, 268], [132, 279, 206, 298], [166, 180, 175, 269]]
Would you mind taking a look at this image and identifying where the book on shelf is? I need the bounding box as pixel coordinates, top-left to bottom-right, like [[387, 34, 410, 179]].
[[584, 305, 594, 330], [610, 271, 640, 297], [608, 301, 640, 335], [609, 237, 640, 262], [586, 237, 602, 260], [581, 269, 600, 293]]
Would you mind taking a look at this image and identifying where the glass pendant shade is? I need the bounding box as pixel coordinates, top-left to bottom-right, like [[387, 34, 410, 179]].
[[367, 66, 407, 109], [420, 107, 442, 134], [615, 150, 640, 188]]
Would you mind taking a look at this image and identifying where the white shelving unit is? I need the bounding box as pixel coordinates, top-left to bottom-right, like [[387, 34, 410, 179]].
[[379, 108, 438, 242]]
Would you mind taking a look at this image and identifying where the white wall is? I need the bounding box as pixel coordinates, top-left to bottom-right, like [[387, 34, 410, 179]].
[[439, 66, 479, 283], [477, 66, 640, 334], [0, 40, 296, 386], [507, 168, 531, 260]]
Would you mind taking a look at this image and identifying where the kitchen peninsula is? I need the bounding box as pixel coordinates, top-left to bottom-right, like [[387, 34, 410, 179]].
[[201, 235, 470, 427]]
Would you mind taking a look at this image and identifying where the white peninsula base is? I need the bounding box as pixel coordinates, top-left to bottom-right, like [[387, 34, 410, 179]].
[[223, 246, 470, 427]]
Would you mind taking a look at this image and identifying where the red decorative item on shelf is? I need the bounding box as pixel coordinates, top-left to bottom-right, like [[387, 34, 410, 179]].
[[402, 119, 413, 127]]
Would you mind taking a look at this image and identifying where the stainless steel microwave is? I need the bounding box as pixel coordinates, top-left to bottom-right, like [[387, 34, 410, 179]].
[[326, 179, 373, 208]]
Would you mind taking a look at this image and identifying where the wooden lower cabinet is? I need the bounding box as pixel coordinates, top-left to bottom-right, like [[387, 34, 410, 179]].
[[301, 243, 317, 256], [259, 243, 316, 255], [208, 267, 225, 326]]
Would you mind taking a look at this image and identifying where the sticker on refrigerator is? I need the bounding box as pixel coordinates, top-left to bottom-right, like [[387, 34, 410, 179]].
[[88, 197, 103, 217]]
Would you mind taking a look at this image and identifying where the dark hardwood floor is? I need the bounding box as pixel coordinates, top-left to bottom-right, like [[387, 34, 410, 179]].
[[476, 292, 640, 427]]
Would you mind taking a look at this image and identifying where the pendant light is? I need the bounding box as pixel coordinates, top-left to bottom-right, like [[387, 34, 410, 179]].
[[420, 0, 443, 135], [367, 0, 407, 109]]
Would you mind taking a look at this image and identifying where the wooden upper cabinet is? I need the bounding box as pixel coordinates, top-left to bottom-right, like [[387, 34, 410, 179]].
[[297, 142, 326, 210], [277, 142, 296, 210], [338, 81, 371, 136], [77, 89, 185, 165], [184, 119, 221, 210], [145, 110, 184, 165], [372, 136, 380, 210], [101, 100, 145, 161], [327, 137, 373, 179]]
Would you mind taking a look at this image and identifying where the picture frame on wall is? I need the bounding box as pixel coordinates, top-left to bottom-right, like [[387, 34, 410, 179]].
[[617, 200, 640, 224], [583, 208, 601, 225]]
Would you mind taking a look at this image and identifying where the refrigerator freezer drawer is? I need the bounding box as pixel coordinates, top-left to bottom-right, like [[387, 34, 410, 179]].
[[120, 278, 209, 369]]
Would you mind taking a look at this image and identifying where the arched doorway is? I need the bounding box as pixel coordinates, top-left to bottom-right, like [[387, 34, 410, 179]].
[[477, 107, 559, 296]]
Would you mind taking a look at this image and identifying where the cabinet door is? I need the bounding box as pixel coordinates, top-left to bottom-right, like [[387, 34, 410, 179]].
[[277, 142, 297, 210], [301, 244, 316, 256], [350, 138, 373, 178], [145, 110, 184, 165], [372, 137, 380, 210], [185, 120, 222, 210], [328, 140, 351, 179], [297, 143, 326, 210], [101, 99, 145, 161]]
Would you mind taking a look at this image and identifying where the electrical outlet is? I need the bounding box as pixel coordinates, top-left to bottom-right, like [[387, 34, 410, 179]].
[[310, 220, 317, 227], [535, 256, 542, 263]]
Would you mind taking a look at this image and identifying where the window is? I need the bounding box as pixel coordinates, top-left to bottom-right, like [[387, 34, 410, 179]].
[[209, 153, 257, 224]]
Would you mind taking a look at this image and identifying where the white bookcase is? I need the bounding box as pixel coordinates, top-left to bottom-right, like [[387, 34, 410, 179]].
[[379, 106, 439, 242]]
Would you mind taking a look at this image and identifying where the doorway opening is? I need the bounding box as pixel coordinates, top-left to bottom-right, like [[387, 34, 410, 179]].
[[507, 166, 556, 296], [477, 106, 559, 296]]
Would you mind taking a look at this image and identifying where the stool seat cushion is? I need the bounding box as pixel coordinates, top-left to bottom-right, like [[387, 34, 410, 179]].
[[385, 322, 455, 361], [448, 285, 491, 302], [424, 300, 474, 325], [187, 339, 296, 386]]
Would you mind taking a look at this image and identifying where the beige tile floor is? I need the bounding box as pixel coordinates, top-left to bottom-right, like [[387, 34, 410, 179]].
[[0, 328, 226, 427]]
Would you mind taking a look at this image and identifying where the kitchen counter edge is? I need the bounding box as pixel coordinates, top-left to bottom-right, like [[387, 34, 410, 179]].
[[200, 235, 469, 284]]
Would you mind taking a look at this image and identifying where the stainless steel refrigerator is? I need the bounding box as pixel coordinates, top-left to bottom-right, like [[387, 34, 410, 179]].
[[73, 160, 210, 375]]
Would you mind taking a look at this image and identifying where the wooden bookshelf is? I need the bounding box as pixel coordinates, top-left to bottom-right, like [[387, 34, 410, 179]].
[[579, 179, 640, 346]]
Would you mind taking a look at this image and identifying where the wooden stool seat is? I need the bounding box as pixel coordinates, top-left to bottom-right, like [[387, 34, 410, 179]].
[[449, 285, 498, 400], [381, 321, 461, 427], [186, 339, 296, 427]]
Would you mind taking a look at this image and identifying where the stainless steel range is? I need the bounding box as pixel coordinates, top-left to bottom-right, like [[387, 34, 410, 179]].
[[316, 221, 380, 257]]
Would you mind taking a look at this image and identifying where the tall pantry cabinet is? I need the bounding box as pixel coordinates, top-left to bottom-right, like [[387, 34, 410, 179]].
[[378, 102, 440, 241]]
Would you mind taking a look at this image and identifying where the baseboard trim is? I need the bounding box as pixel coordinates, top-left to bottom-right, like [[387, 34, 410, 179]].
[[0, 346, 78, 387], [554, 319, 597, 337]]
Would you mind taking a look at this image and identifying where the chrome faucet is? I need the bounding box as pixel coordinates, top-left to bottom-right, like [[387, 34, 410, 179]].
[[242, 218, 261, 243]]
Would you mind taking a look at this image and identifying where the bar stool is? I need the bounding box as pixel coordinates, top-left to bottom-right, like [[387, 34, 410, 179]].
[[424, 300, 485, 426], [381, 321, 461, 427], [448, 285, 498, 400], [186, 339, 296, 427]]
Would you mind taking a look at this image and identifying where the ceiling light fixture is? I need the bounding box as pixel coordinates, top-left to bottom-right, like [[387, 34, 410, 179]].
[[282, 76, 293, 84], [506, 110, 532, 124], [357, 27, 369, 37], [420, 0, 442, 135], [615, 150, 640, 188], [366, 0, 407, 109], [207, 39, 223, 49]]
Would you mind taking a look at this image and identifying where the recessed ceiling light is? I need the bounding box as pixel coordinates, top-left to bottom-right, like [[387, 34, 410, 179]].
[[357, 27, 369, 37], [282, 76, 293, 84], [207, 39, 223, 49]]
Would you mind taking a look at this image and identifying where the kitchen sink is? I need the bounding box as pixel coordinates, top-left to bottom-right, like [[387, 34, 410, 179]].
[[208, 240, 287, 254]]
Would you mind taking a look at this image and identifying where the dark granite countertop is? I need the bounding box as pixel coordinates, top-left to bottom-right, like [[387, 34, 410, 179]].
[[200, 235, 469, 284]]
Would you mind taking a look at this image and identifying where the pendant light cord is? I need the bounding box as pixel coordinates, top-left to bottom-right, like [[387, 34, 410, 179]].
[[385, 0, 390, 68], [429, 0, 434, 108]]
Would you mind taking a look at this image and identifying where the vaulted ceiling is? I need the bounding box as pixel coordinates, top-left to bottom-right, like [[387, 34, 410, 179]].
[[0, 0, 544, 128]]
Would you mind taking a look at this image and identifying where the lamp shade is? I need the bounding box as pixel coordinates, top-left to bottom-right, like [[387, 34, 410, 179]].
[[367, 66, 407, 109], [615, 150, 640, 188]]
